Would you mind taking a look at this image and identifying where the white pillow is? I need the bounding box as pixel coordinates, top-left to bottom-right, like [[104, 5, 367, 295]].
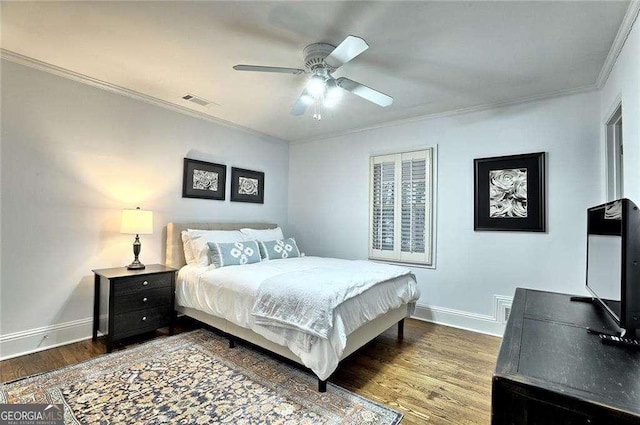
[[240, 227, 284, 242], [181, 231, 197, 265], [187, 229, 248, 267]]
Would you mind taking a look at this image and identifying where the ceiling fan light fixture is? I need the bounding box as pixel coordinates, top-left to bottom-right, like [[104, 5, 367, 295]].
[[323, 90, 342, 107], [323, 79, 343, 107], [300, 93, 315, 105], [306, 75, 326, 98], [323, 96, 340, 108]]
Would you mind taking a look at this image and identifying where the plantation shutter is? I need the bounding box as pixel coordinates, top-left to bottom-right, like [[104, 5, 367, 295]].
[[399, 150, 431, 264], [370, 155, 397, 258], [401, 158, 426, 253], [369, 149, 433, 266]]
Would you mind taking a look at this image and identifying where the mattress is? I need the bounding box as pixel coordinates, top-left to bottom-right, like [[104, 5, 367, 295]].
[[176, 256, 419, 380]]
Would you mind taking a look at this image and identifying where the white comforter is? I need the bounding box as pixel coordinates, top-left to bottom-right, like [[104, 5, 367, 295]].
[[176, 256, 420, 380]]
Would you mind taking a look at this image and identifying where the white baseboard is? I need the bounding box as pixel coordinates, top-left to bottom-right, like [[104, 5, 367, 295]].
[[412, 298, 511, 337], [0, 318, 93, 361], [1, 297, 512, 360]]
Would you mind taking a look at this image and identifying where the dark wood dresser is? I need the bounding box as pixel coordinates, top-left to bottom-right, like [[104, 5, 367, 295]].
[[493, 288, 640, 425], [92, 264, 176, 352]]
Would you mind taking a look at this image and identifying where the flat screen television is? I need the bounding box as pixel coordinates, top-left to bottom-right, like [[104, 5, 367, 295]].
[[586, 198, 640, 337]]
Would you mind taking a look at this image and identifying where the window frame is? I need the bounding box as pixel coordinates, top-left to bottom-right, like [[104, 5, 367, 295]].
[[368, 146, 437, 268], [605, 102, 623, 201]]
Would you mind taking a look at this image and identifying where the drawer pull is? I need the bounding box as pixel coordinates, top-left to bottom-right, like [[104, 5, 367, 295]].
[[142, 297, 148, 303], [142, 281, 149, 286], [142, 316, 147, 321]]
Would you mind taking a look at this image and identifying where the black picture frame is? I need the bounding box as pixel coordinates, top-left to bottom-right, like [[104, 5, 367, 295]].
[[231, 167, 264, 204], [474, 152, 546, 232], [182, 158, 226, 200]]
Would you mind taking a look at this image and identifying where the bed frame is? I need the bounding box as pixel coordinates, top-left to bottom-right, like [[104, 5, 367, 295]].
[[166, 222, 409, 392]]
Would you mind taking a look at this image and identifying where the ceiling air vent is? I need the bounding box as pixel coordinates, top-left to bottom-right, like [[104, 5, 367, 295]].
[[182, 94, 214, 107]]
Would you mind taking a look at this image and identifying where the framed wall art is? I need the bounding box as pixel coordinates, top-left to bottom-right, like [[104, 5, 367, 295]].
[[182, 158, 226, 200], [231, 167, 264, 204], [474, 152, 546, 232]]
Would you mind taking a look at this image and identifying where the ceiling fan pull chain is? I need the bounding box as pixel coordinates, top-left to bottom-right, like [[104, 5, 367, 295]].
[[313, 101, 322, 121]]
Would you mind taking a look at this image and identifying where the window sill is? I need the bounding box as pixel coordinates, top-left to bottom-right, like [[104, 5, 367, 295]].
[[368, 258, 435, 269]]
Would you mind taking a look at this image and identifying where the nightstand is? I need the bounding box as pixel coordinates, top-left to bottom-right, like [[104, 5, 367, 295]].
[[92, 264, 176, 353]]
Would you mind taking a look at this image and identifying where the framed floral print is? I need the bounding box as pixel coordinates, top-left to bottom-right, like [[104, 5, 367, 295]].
[[231, 167, 264, 204], [474, 152, 545, 232], [182, 158, 226, 200]]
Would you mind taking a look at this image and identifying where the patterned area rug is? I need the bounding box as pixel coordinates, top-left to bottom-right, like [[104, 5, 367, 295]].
[[1, 330, 402, 424]]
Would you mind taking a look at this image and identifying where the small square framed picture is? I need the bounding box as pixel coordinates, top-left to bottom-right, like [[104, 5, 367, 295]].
[[182, 158, 226, 200], [474, 152, 546, 232], [231, 167, 264, 204]]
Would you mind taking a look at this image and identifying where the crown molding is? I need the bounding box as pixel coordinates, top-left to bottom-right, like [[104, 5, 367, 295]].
[[292, 84, 598, 145], [596, 0, 640, 88], [1, 34, 614, 147], [0, 49, 288, 145]]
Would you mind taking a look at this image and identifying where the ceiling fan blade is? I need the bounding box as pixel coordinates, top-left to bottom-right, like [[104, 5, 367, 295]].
[[291, 91, 311, 116], [233, 65, 305, 75], [324, 35, 369, 69], [336, 77, 393, 107]]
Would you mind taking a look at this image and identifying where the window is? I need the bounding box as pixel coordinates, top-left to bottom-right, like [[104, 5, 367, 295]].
[[369, 148, 435, 266]]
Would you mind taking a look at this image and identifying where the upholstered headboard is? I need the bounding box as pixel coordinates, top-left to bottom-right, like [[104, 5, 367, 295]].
[[165, 222, 277, 269]]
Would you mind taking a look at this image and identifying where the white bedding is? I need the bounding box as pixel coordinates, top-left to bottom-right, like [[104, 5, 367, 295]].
[[176, 256, 420, 380]]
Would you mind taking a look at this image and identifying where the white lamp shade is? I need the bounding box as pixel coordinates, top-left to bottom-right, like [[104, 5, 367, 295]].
[[120, 208, 153, 235]]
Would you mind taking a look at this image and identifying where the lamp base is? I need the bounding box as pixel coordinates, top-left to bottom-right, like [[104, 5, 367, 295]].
[[127, 234, 145, 270], [127, 260, 146, 270]]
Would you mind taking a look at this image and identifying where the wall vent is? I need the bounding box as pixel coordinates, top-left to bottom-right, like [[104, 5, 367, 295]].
[[182, 94, 215, 107]]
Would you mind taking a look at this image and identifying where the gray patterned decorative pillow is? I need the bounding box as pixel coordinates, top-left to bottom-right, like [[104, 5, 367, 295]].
[[259, 238, 301, 260], [207, 241, 261, 267]]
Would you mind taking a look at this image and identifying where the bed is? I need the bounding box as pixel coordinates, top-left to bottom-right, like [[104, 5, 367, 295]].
[[166, 222, 420, 392]]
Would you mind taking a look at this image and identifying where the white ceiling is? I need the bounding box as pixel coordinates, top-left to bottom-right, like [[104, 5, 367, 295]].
[[1, 1, 630, 143]]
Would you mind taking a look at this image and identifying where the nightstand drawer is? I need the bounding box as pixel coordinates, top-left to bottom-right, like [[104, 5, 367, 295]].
[[114, 287, 172, 314], [113, 274, 172, 295], [112, 307, 171, 338]]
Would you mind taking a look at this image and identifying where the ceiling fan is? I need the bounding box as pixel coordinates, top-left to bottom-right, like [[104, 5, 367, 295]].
[[233, 35, 393, 120]]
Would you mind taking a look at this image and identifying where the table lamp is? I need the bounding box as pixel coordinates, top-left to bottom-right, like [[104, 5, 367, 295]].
[[121, 207, 153, 270]]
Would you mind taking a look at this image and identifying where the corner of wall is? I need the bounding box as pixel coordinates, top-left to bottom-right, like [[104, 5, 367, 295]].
[[412, 295, 513, 337]]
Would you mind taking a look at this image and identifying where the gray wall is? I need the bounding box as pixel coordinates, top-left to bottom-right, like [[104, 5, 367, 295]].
[[3, 14, 637, 354], [288, 91, 602, 332], [0, 60, 289, 352]]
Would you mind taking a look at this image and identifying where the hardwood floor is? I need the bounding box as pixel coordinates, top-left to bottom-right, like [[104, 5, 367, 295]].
[[1, 318, 501, 424], [332, 319, 501, 424]]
